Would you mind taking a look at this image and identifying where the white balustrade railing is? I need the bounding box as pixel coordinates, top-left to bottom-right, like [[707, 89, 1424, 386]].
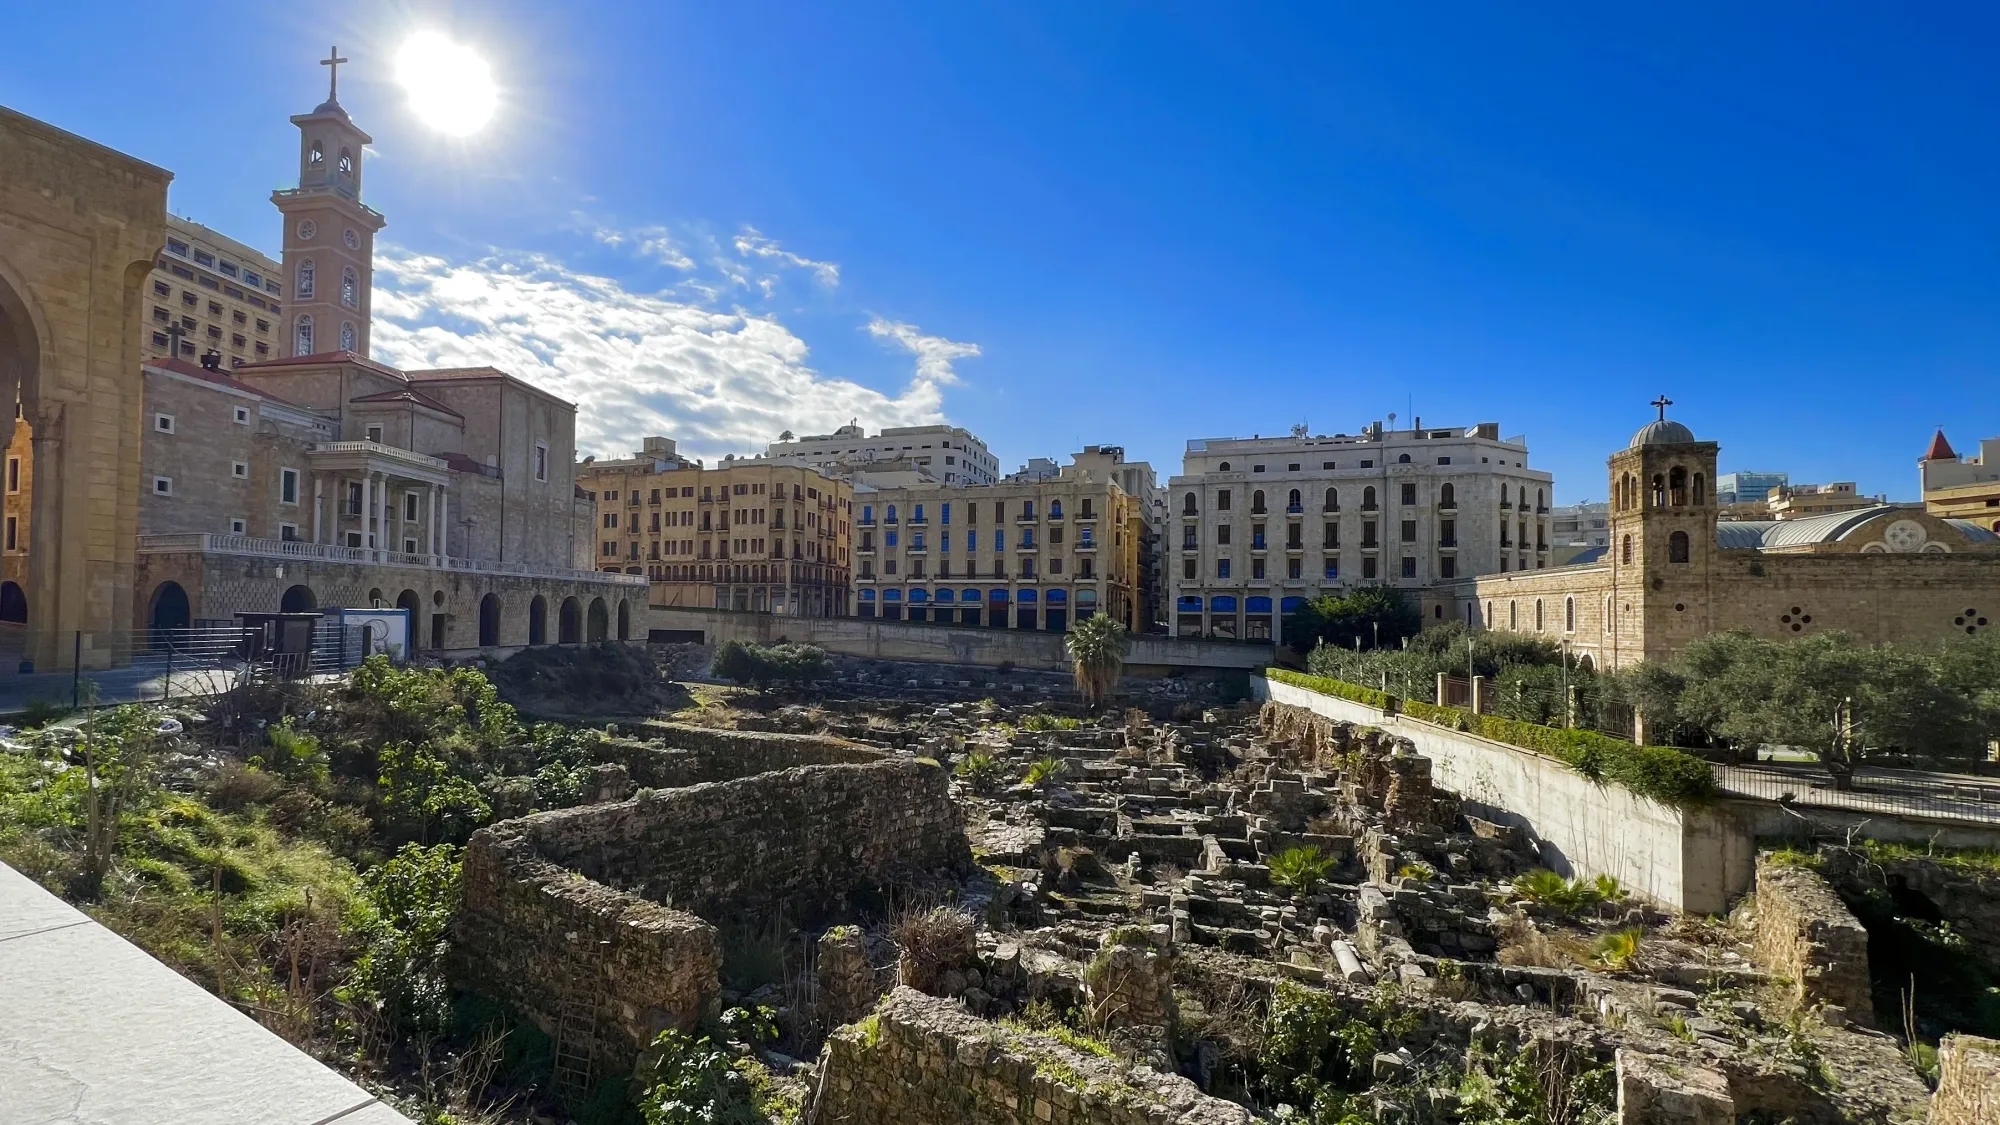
[[138, 533, 645, 587], [309, 441, 449, 471]]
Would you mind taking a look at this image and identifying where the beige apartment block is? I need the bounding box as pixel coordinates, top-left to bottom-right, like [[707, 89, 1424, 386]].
[[1436, 408, 2000, 671], [0, 106, 171, 669], [1764, 480, 1880, 520], [1168, 420, 1555, 643], [758, 423, 999, 485], [1921, 430, 2000, 532], [142, 215, 284, 367], [852, 452, 1141, 632], [578, 437, 854, 617]]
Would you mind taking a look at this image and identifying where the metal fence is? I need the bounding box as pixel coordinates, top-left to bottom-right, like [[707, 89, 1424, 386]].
[[0, 622, 372, 714], [1711, 762, 2000, 826]]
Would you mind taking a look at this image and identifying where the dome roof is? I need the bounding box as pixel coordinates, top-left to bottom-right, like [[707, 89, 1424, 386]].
[[1629, 418, 1697, 448]]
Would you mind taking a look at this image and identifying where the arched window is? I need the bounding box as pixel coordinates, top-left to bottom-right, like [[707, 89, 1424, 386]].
[[1604, 595, 1613, 634], [887, 504, 897, 522], [1323, 487, 1338, 511], [1651, 474, 1666, 508], [1509, 600, 1518, 629], [1439, 483, 1455, 508], [339, 321, 356, 351], [1536, 488, 1544, 510], [1485, 600, 1493, 626], [338, 147, 354, 176], [1621, 534, 1632, 565], [1252, 490, 1266, 513], [309, 140, 323, 166], [1693, 473, 1706, 505], [1287, 488, 1300, 509], [1363, 486, 1377, 510], [1398, 453, 1412, 464], [341, 266, 358, 308], [1049, 499, 1062, 517], [1565, 596, 1576, 632], [1518, 485, 1528, 508], [297, 258, 315, 299], [1218, 461, 1231, 471], [1669, 530, 1690, 563], [1669, 466, 1688, 506], [1535, 599, 1544, 631], [1183, 493, 1198, 515], [295, 314, 313, 354]]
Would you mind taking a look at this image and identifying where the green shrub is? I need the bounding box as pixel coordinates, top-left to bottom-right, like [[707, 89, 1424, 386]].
[[1268, 845, 1335, 898], [344, 842, 462, 1037], [1019, 712, 1082, 732], [712, 640, 832, 688], [1511, 868, 1621, 918], [1592, 927, 1645, 971], [17, 698, 71, 730], [1023, 756, 1067, 787], [1266, 671, 1717, 807], [953, 750, 1002, 790]]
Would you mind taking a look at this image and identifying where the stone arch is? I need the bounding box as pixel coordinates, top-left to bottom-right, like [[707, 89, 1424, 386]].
[[1578, 653, 1596, 673], [0, 580, 24, 624], [280, 584, 316, 612], [478, 593, 501, 647], [1669, 530, 1690, 563], [559, 596, 582, 643], [367, 587, 384, 606], [1669, 466, 1688, 506], [587, 597, 609, 642], [396, 589, 421, 648], [529, 595, 548, 645], [1182, 492, 1198, 515], [617, 599, 631, 641], [147, 581, 189, 634]]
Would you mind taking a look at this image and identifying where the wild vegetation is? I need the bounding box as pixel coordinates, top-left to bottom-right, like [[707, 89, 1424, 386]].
[[1065, 613, 1132, 709], [710, 640, 833, 689]]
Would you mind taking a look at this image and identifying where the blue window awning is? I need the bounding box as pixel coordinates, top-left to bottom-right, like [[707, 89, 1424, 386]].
[[1017, 589, 1038, 603], [883, 589, 902, 601], [1176, 595, 1202, 611], [859, 589, 876, 601], [935, 589, 954, 602], [1281, 596, 1306, 612], [989, 589, 1009, 602], [1211, 595, 1238, 612], [908, 589, 929, 602], [1247, 596, 1272, 613], [1046, 589, 1067, 603]]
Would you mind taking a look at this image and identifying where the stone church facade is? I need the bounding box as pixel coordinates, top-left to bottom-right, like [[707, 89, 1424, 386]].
[[1430, 409, 2000, 670]]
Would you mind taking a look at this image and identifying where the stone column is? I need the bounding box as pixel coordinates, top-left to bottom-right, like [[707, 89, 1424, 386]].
[[360, 472, 373, 551], [1272, 596, 1284, 649], [311, 474, 323, 543], [439, 487, 449, 560]]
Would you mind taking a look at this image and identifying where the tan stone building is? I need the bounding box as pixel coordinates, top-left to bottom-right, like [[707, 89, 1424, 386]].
[[0, 106, 170, 669], [143, 215, 284, 367], [853, 451, 1141, 630], [1764, 481, 1880, 520], [1435, 406, 2000, 671], [1921, 430, 2000, 532], [577, 437, 854, 616]]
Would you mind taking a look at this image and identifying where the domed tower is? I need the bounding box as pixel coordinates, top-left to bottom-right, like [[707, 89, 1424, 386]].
[[272, 47, 385, 358], [1607, 397, 1720, 664]]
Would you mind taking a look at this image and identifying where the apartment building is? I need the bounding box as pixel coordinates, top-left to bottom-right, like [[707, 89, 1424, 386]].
[[143, 215, 285, 367], [578, 437, 854, 617], [1167, 420, 1555, 642], [1921, 430, 2000, 532], [760, 423, 999, 485], [1547, 501, 1610, 566], [852, 451, 1140, 631], [1765, 481, 1882, 520]]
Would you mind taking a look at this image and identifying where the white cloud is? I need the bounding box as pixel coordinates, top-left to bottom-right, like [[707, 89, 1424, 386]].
[[368, 245, 968, 462], [866, 317, 981, 386], [734, 225, 840, 288], [587, 219, 694, 270]]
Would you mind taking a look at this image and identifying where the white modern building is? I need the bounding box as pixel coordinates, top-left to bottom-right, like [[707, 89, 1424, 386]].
[[760, 423, 998, 485], [1167, 420, 1555, 642]]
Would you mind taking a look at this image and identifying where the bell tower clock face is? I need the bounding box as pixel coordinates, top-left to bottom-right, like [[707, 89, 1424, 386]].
[[297, 219, 317, 241]]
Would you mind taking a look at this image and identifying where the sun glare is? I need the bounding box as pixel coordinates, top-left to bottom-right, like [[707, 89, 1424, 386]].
[[396, 31, 497, 137]]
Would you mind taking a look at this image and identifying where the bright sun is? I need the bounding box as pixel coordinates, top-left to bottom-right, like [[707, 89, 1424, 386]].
[[396, 31, 497, 136]]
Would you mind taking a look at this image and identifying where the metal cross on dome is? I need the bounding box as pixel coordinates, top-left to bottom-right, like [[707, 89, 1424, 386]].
[[1651, 394, 1674, 420], [321, 46, 349, 101]]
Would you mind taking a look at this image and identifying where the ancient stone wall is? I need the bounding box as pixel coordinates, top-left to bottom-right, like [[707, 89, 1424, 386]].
[[456, 832, 721, 1075], [1930, 1034, 2000, 1125], [600, 720, 880, 789], [1749, 858, 1874, 1027], [811, 986, 1252, 1124]]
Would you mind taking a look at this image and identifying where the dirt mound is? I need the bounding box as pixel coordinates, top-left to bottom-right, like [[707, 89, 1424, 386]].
[[486, 643, 688, 718]]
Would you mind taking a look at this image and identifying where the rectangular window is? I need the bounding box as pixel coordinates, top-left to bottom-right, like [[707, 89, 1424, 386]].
[[4, 457, 16, 493], [1217, 489, 1231, 510], [1218, 558, 1231, 578], [1401, 483, 1417, 505], [534, 442, 549, 482], [1183, 558, 1196, 579], [404, 493, 420, 522], [1363, 557, 1378, 579], [1323, 559, 1338, 579], [154, 413, 175, 434], [152, 476, 173, 496], [405, 537, 420, 554], [4, 516, 14, 551], [233, 405, 250, 425], [280, 467, 299, 505], [230, 518, 247, 534], [1401, 556, 1417, 578], [1252, 558, 1265, 579], [232, 461, 249, 479], [366, 424, 383, 443], [1217, 524, 1231, 545], [1287, 557, 1301, 579], [1440, 556, 1457, 579], [1401, 519, 1416, 542]]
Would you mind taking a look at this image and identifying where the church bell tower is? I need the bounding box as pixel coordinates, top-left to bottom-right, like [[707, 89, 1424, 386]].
[[273, 47, 386, 358], [1607, 397, 1720, 663]]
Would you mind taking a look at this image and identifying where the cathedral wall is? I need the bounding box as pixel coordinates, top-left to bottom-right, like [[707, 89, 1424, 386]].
[[1709, 551, 2000, 648]]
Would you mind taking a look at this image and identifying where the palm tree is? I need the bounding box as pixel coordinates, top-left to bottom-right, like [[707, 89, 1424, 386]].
[[1067, 614, 1131, 710]]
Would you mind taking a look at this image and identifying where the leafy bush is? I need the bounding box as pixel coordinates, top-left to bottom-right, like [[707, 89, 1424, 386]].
[[1592, 927, 1645, 971], [1023, 756, 1067, 787], [953, 750, 1002, 790], [1266, 668, 1390, 710], [343, 842, 462, 1037], [1511, 868, 1623, 918], [1268, 845, 1335, 898], [712, 640, 832, 689], [17, 698, 71, 729], [1019, 713, 1082, 732], [1284, 586, 1422, 655], [638, 1007, 781, 1125]]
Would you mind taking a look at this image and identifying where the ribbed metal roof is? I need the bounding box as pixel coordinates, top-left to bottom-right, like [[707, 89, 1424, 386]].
[[1714, 506, 1999, 550]]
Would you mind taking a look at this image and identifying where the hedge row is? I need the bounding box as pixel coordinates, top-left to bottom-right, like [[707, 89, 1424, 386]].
[[1264, 669, 1715, 808]]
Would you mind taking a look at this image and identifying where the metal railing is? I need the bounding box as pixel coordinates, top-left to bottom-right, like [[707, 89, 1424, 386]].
[[138, 532, 646, 586], [1711, 763, 2000, 825], [310, 440, 449, 471], [0, 622, 376, 713]]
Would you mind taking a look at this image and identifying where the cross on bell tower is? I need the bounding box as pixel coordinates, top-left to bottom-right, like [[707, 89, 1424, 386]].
[[1651, 394, 1673, 421], [320, 46, 348, 103]]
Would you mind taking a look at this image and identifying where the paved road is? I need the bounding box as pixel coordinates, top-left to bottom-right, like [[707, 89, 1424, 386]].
[[0, 662, 245, 716], [1714, 762, 2000, 826]]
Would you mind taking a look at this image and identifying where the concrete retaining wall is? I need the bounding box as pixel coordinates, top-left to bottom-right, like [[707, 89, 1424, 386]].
[[644, 606, 1272, 673], [1256, 676, 1741, 913]]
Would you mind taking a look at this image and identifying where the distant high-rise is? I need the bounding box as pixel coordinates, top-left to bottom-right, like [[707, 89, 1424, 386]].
[[761, 424, 998, 485]]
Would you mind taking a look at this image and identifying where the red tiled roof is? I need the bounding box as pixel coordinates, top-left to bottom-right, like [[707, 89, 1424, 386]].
[[349, 388, 465, 419], [144, 356, 307, 409], [234, 349, 410, 380], [1923, 428, 1959, 462]]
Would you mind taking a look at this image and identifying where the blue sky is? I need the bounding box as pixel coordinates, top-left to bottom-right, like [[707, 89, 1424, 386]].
[[6, 2, 1997, 502]]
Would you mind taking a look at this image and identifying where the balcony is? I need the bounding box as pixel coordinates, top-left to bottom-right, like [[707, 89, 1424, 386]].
[[1014, 539, 1038, 552], [1077, 510, 1098, 521], [856, 544, 875, 555], [1438, 538, 1458, 549], [1015, 571, 1039, 582], [858, 515, 875, 526], [1076, 540, 1098, 551], [1181, 542, 1199, 554], [907, 542, 928, 553], [1322, 504, 1340, 513], [1016, 515, 1038, 525], [906, 516, 927, 525], [1360, 541, 1381, 552], [1500, 500, 1513, 510], [1285, 542, 1304, 553], [1250, 541, 1268, 554], [1286, 503, 1303, 514], [1537, 506, 1550, 514], [138, 533, 646, 587]]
